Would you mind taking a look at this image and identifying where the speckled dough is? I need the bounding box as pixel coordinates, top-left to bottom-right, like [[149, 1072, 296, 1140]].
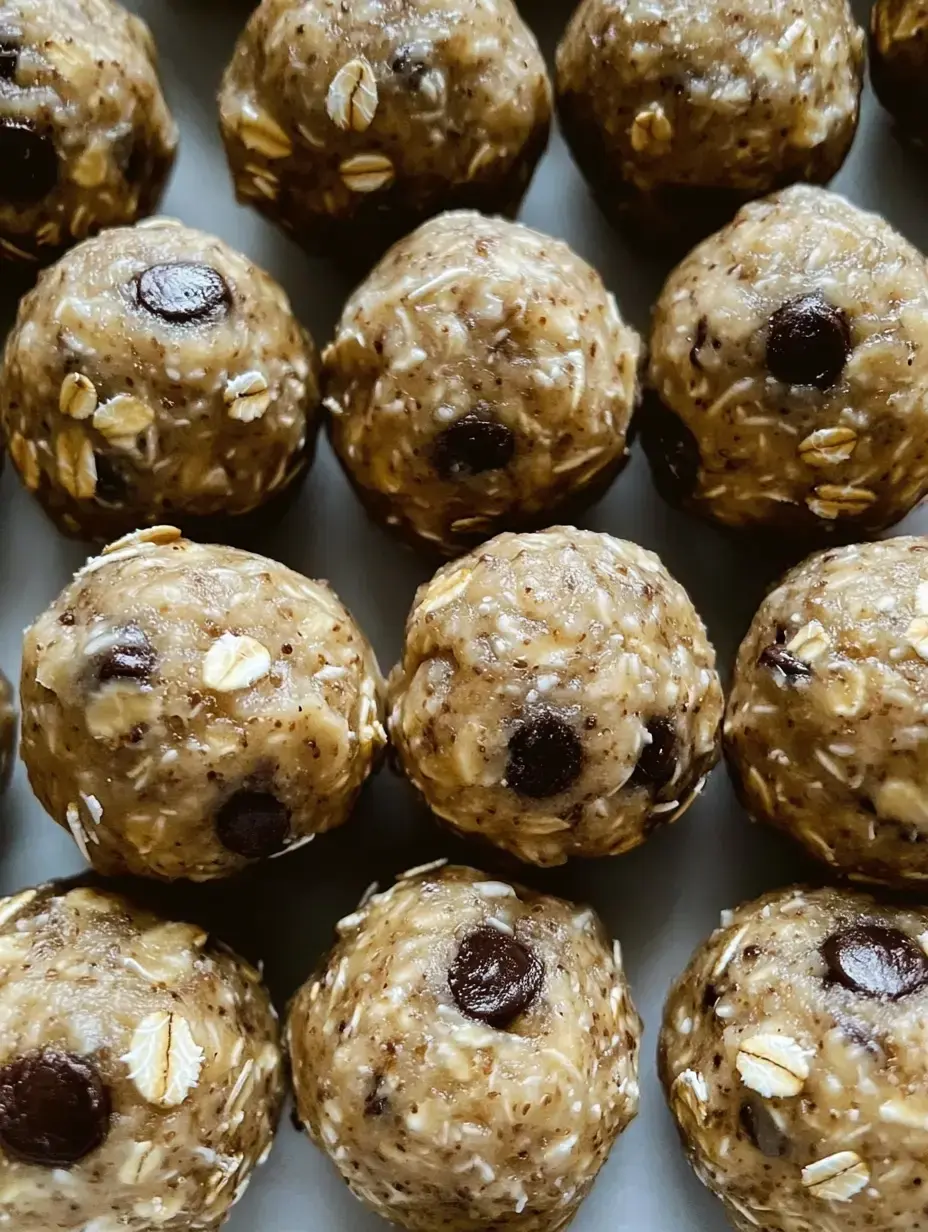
[[555, 0, 863, 240], [0, 0, 176, 263], [661, 884, 928, 1232], [0, 217, 320, 542], [288, 861, 641, 1232], [724, 536, 928, 886], [388, 528, 723, 865], [324, 213, 642, 555], [870, 0, 928, 146], [0, 882, 282, 1231], [643, 186, 928, 536], [218, 0, 551, 257], [0, 669, 15, 791], [20, 528, 385, 881]]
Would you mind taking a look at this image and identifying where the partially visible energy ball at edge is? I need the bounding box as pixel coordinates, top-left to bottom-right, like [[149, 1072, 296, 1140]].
[[869, 0, 928, 147]]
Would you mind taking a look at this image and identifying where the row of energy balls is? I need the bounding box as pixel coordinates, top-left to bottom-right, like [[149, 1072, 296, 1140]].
[[0, 6, 927, 1232]]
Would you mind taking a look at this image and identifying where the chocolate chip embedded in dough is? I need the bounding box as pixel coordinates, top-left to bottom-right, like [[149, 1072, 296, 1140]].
[[215, 789, 290, 859], [766, 293, 851, 390], [629, 716, 677, 788], [96, 625, 156, 684], [821, 924, 928, 999], [758, 643, 812, 683], [432, 414, 515, 480], [0, 1049, 110, 1167], [448, 925, 543, 1028], [505, 712, 583, 799], [136, 262, 231, 324], [0, 120, 59, 205]]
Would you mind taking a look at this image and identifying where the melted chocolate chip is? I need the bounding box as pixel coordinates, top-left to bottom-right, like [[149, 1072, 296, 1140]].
[[215, 790, 290, 859], [93, 453, 130, 505], [96, 625, 155, 684], [822, 924, 928, 999], [449, 926, 543, 1028], [0, 39, 20, 80], [0, 1049, 110, 1167], [766, 293, 851, 390], [629, 716, 677, 788], [758, 643, 812, 682], [639, 394, 701, 505], [0, 119, 58, 205], [505, 713, 583, 799], [740, 1097, 788, 1158], [432, 414, 515, 479], [136, 262, 231, 324]]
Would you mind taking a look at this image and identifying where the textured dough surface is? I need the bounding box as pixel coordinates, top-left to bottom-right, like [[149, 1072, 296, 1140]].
[[870, 0, 928, 144], [556, 0, 863, 235], [21, 528, 385, 881], [0, 0, 176, 262], [388, 527, 723, 864], [288, 861, 641, 1232], [325, 213, 641, 555], [644, 186, 928, 534], [725, 535, 928, 885], [0, 882, 282, 1231], [218, 0, 551, 254], [661, 884, 928, 1232], [1, 217, 319, 541]]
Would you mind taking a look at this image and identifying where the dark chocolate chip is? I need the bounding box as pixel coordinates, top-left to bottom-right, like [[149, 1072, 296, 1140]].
[[448, 925, 543, 1028], [758, 643, 812, 682], [740, 1097, 788, 1158], [689, 316, 708, 370], [136, 262, 231, 325], [766, 293, 851, 390], [432, 414, 515, 479], [0, 1049, 110, 1167], [629, 716, 677, 788], [92, 453, 131, 505], [364, 1073, 389, 1117], [821, 924, 928, 999], [0, 119, 58, 205], [639, 393, 701, 504], [215, 789, 290, 859], [391, 46, 429, 86], [0, 39, 20, 81], [505, 713, 583, 799], [96, 625, 155, 684]]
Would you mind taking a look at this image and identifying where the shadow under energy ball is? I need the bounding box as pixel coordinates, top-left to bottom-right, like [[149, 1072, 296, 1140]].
[[217, 0, 551, 261], [640, 186, 928, 539], [0, 217, 320, 542], [661, 884, 928, 1232], [388, 527, 724, 866], [288, 863, 641, 1232], [555, 0, 864, 247], [19, 529, 385, 881], [0, 0, 177, 264]]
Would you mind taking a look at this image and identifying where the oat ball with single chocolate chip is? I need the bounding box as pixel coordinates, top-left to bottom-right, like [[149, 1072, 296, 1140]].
[[388, 527, 723, 865], [0, 0, 177, 264], [288, 861, 641, 1232], [725, 535, 928, 887], [218, 0, 550, 259], [642, 186, 928, 537], [324, 212, 642, 555], [870, 0, 928, 146], [20, 528, 385, 880], [661, 884, 928, 1232], [0, 217, 320, 542], [0, 881, 282, 1231], [556, 0, 864, 245]]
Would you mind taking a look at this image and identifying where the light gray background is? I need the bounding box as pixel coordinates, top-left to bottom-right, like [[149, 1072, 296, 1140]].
[[1, 2, 925, 1229]]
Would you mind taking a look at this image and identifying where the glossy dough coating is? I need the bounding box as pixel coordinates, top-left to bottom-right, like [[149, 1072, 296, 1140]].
[[661, 884, 928, 1232], [0, 0, 176, 263], [644, 186, 928, 536], [324, 213, 642, 555], [0, 882, 282, 1231], [556, 0, 863, 239], [20, 529, 385, 881], [388, 528, 723, 865], [725, 536, 928, 886], [218, 0, 551, 256], [870, 0, 928, 145], [1, 218, 319, 541], [288, 862, 641, 1232]]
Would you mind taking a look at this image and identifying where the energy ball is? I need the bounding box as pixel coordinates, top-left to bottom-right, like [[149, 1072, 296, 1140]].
[[870, 0, 928, 147], [218, 0, 551, 258], [0, 881, 282, 1231], [642, 186, 928, 537], [388, 527, 723, 866], [0, 217, 320, 542], [661, 884, 928, 1232], [21, 527, 385, 881], [288, 861, 641, 1232], [324, 212, 642, 555], [724, 536, 928, 887], [556, 0, 864, 244], [0, 0, 177, 264]]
